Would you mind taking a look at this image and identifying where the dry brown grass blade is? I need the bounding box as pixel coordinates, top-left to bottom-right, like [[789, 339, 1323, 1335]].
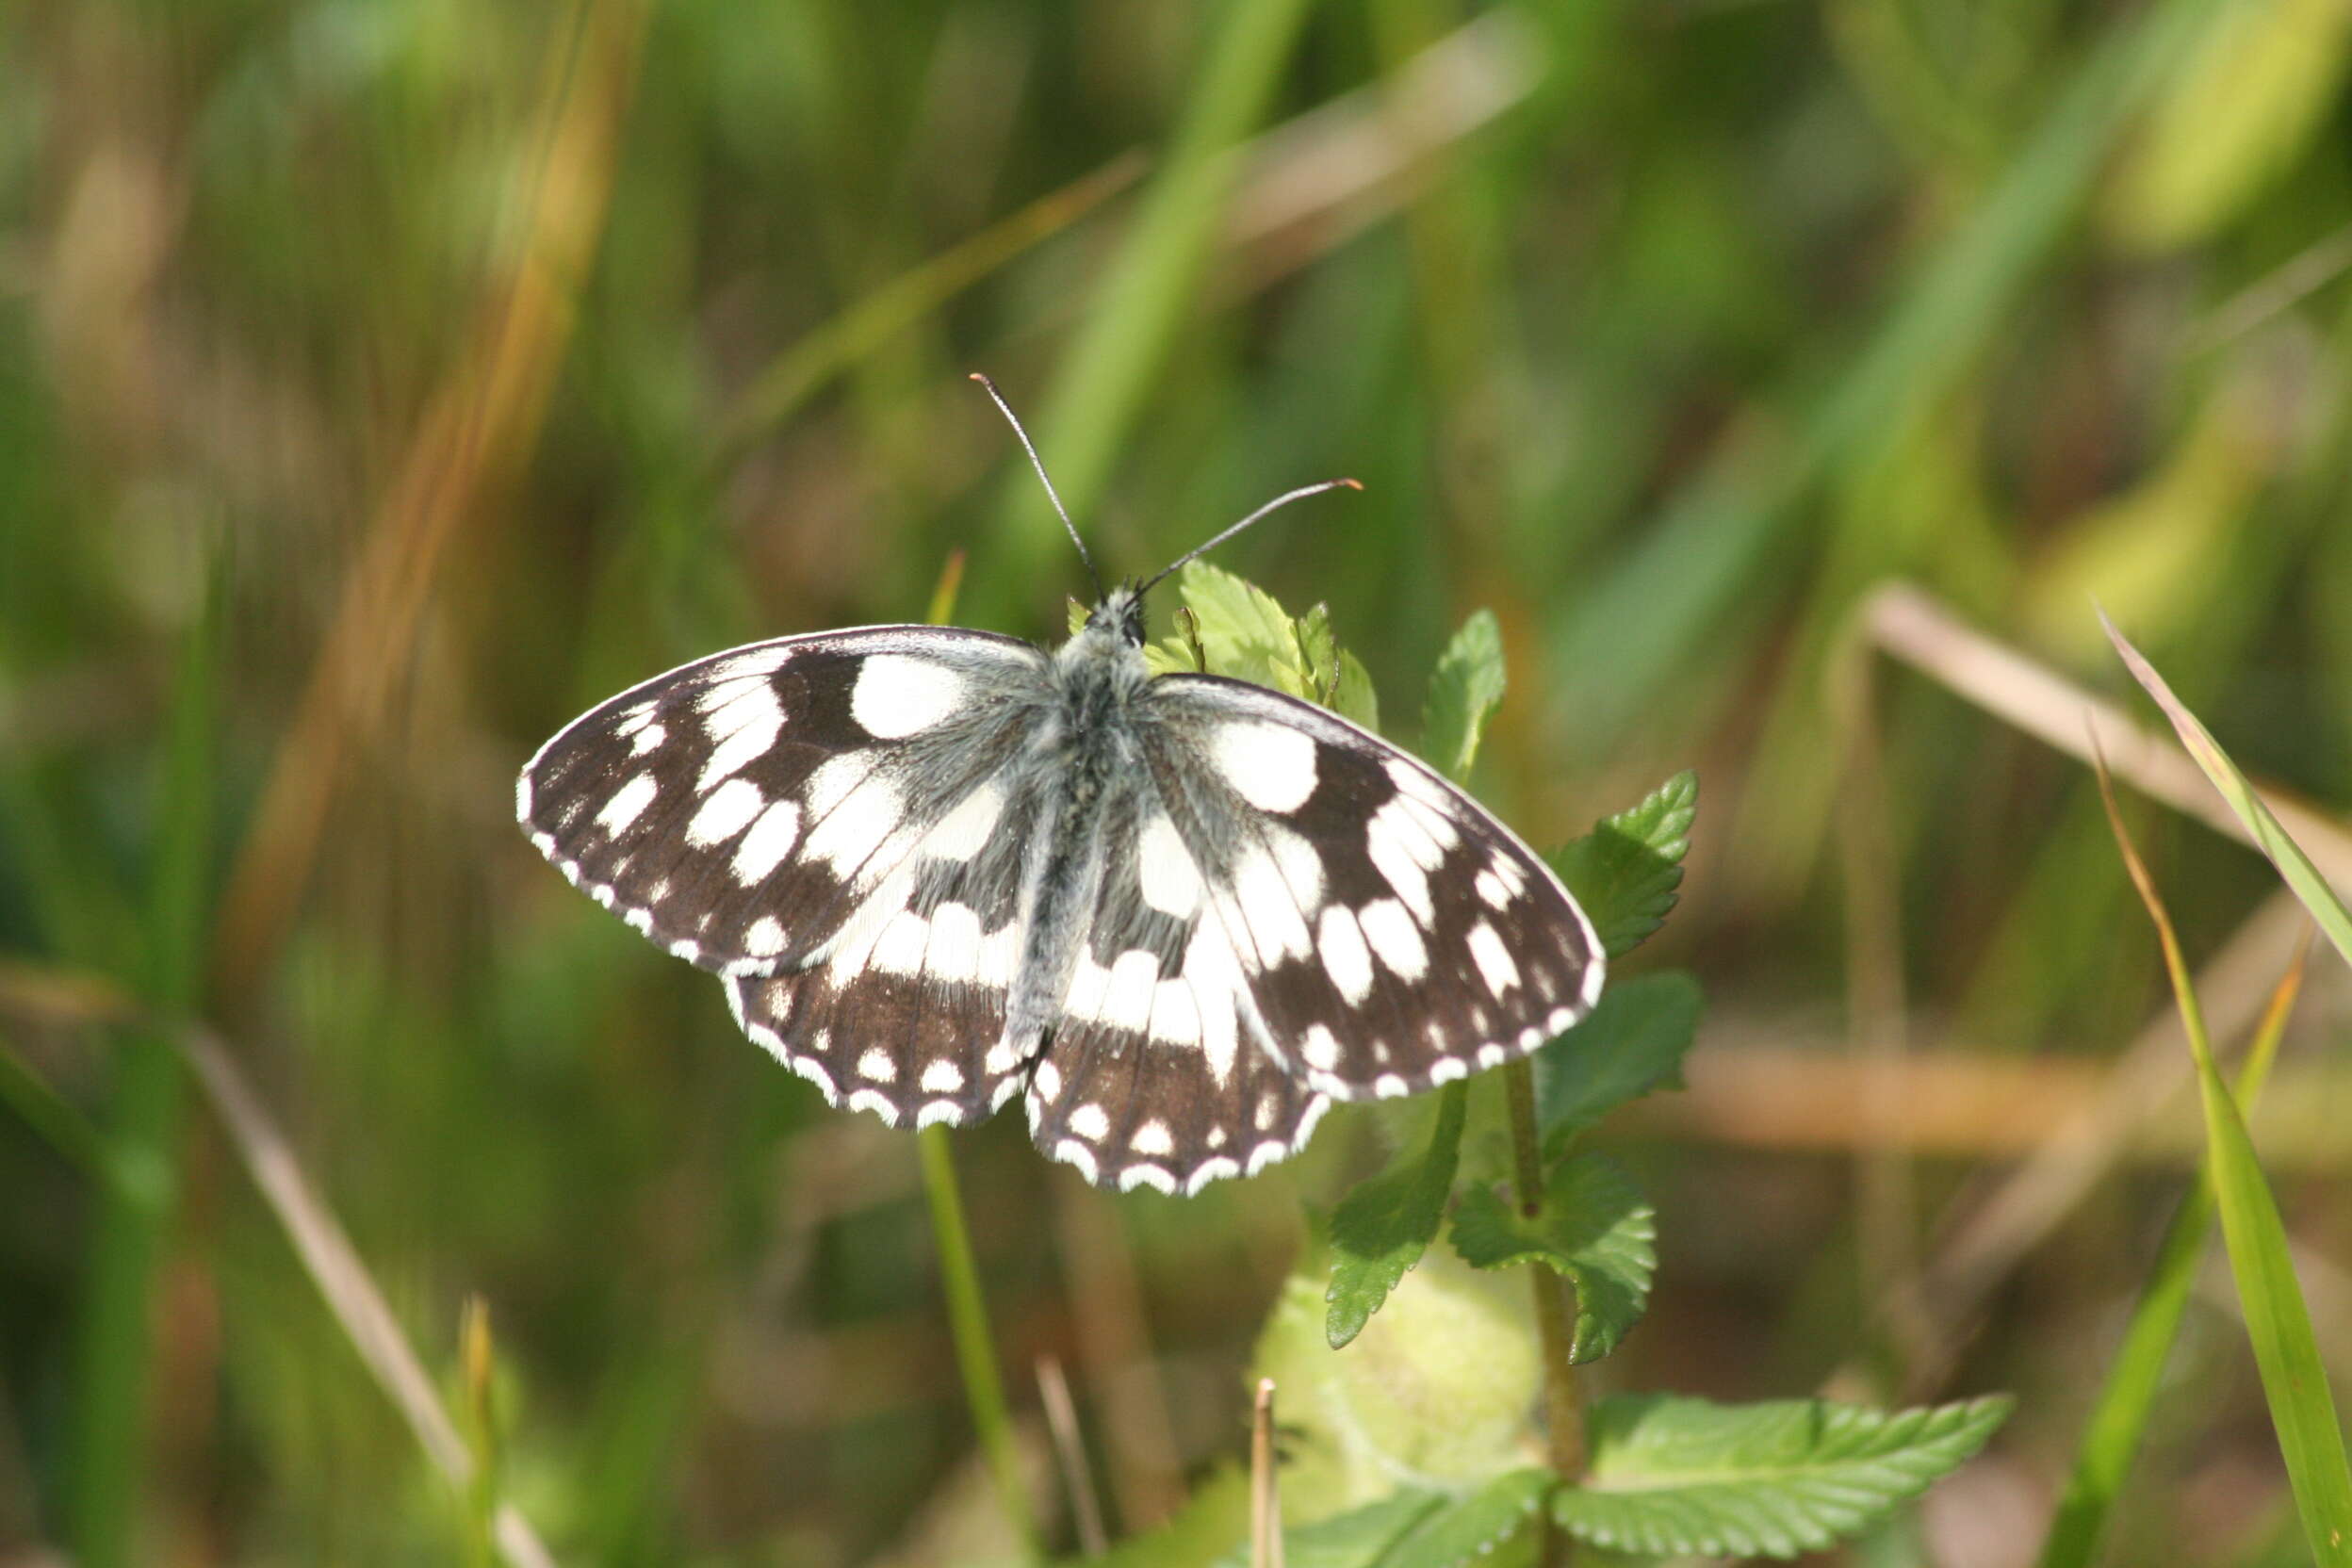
[[1846, 580, 2346, 1396], [1250, 1378, 1283, 1568], [1036, 1355, 1107, 1558], [180, 1026, 560, 1568], [207, 0, 646, 1010], [1860, 582, 2352, 886], [1052, 1183, 1186, 1529], [0, 965, 558, 1567]]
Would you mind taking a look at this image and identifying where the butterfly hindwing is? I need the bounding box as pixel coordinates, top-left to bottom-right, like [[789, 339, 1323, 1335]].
[[1022, 780, 1331, 1193], [724, 770, 1046, 1128], [518, 627, 1045, 976], [1139, 675, 1604, 1102]]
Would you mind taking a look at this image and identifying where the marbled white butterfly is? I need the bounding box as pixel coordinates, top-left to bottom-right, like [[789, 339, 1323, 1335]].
[[516, 378, 1605, 1194]]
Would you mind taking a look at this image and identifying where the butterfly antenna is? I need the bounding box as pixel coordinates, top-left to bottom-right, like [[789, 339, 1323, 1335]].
[[1137, 477, 1362, 598], [971, 372, 1102, 600]]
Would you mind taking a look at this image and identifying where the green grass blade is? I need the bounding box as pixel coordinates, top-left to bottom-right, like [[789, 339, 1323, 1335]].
[[2036, 945, 2307, 1568], [2102, 612, 2352, 969], [976, 0, 1318, 608], [67, 575, 221, 1567], [2194, 1049, 2352, 1562], [2098, 755, 2352, 1565], [1547, 0, 2224, 743]]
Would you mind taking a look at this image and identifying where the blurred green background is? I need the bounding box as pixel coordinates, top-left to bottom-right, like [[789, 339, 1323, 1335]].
[[3, 0, 2349, 1561]]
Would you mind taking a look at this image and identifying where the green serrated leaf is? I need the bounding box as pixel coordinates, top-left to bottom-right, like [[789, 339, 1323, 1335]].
[[1448, 1155, 1656, 1363], [1554, 1394, 2014, 1560], [1327, 1084, 1468, 1349], [1211, 1490, 1443, 1568], [1535, 972, 1703, 1155], [1549, 771, 1697, 958], [1179, 560, 1314, 697], [1422, 610, 1507, 783], [1383, 1469, 1555, 1568], [1298, 602, 1340, 696], [1332, 648, 1380, 732]]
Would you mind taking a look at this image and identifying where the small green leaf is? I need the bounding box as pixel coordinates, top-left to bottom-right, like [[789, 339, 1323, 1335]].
[[1179, 561, 1313, 695], [1549, 772, 1697, 958], [1331, 648, 1380, 732], [1553, 1394, 2013, 1560], [1535, 972, 1702, 1155], [1165, 563, 1378, 728], [1422, 610, 1507, 782], [1448, 1155, 1656, 1363], [1383, 1469, 1555, 1568], [1327, 1083, 1468, 1349], [1212, 1490, 1442, 1568], [1298, 602, 1339, 695], [2102, 613, 2352, 971]]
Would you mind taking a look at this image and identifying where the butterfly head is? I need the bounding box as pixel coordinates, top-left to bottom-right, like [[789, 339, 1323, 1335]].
[[1082, 583, 1150, 647]]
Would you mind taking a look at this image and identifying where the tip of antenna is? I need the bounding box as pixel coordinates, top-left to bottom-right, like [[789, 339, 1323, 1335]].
[[969, 370, 998, 390], [1336, 478, 1363, 491]]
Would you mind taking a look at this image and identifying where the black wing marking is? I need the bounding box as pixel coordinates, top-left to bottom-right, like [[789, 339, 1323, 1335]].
[[1139, 675, 1604, 1102], [1023, 783, 1329, 1192], [517, 627, 1046, 976]]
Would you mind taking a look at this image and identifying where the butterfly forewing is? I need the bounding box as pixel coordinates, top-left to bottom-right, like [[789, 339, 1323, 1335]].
[[518, 628, 1045, 975], [1139, 676, 1604, 1102]]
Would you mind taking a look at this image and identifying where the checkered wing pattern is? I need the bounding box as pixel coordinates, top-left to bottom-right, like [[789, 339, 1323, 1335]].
[[519, 626, 1051, 1123]]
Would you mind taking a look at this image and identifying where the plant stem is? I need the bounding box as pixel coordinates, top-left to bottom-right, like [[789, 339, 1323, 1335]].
[[1504, 1059, 1586, 1478], [918, 1125, 1037, 1558]]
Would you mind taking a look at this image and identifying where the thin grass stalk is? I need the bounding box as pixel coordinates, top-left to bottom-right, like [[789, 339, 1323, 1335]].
[[1250, 1379, 1283, 1568], [64, 576, 218, 1567], [918, 1126, 1037, 1557], [2037, 937, 2310, 1568], [912, 548, 1037, 1556], [1504, 1059, 1585, 1481], [1037, 1355, 1108, 1558], [1830, 621, 1927, 1381]]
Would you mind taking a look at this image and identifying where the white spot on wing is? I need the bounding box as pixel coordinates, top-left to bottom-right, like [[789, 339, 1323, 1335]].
[[1102, 950, 1160, 1033], [872, 910, 931, 975], [804, 771, 904, 875], [923, 783, 1003, 862], [1209, 721, 1318, 812], [1365, 805, 1434, 924], [927, 902, 984, 983], [596, 773, 659, 836], [1467, 921, 1521, 997], [1069, 1103, 1110, 1140], [688, 776, 766, 847], [1357, 898, 1428, 980], [1137, 812, 1200, 917], [857, 1049, 896, 1083], [921, 1059, 964, 1093], [745, 916, 786, 956], [732, 800, 803, 883], [1301, 1023, 1342, 1072], [1149, 979, 1200, 1047], [697, 682, 785, 792], [852, 654, 965, 739], [1230, 844, 1314, 964], [1132, 1119, 1174, 1155], [1315, 906, 1375, 1004]]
